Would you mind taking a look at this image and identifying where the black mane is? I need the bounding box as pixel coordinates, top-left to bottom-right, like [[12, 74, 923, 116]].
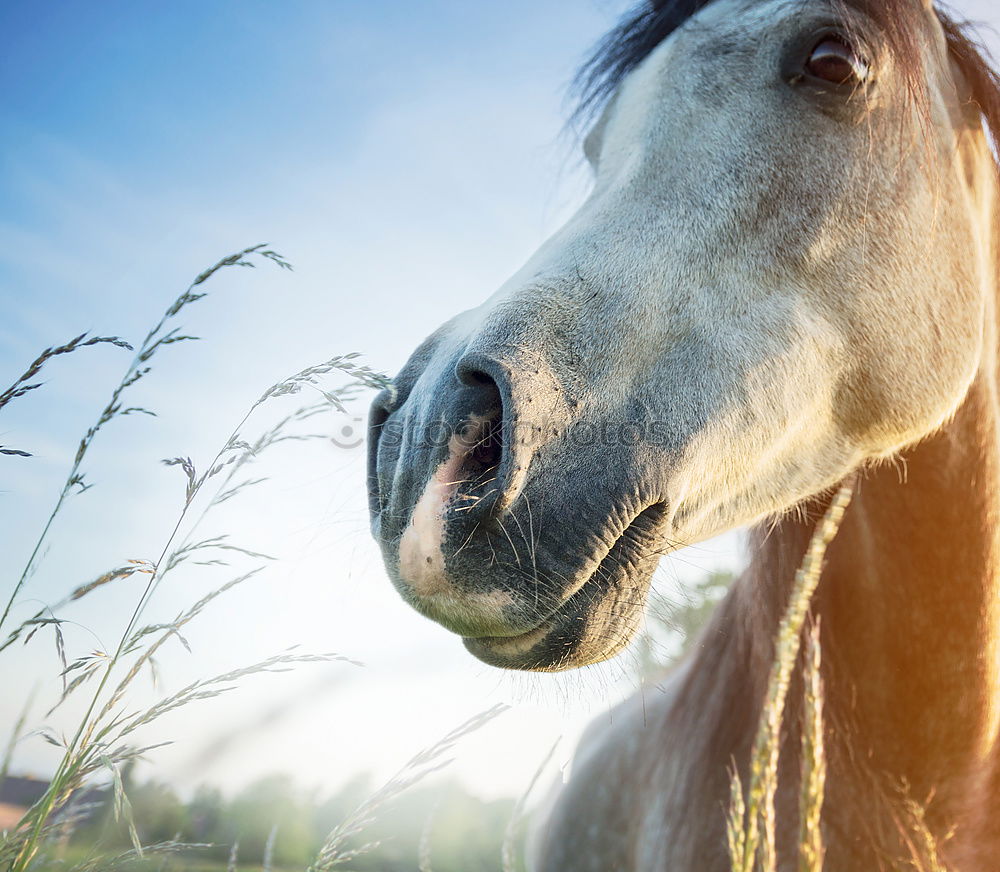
[[573, 0, 713, 120]]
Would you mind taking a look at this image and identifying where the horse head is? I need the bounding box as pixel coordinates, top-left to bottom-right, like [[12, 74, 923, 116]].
[[367, 0, 997, 672]]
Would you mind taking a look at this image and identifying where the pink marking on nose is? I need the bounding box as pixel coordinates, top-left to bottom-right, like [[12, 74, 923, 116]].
[[398, 415, 493, 596]]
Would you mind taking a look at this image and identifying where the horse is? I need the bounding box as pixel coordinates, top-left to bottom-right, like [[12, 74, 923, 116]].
[[366, 0, 1000, 867]]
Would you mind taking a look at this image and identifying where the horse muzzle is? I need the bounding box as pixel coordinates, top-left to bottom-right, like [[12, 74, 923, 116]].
[[367, 323, 673, 671]]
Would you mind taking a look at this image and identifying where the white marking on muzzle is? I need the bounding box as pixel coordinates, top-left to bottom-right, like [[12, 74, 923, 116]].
[[398, 414, 494, 596]]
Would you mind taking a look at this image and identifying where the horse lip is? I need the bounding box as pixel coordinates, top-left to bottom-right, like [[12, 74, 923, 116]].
[[462, 577, 589, 652], [463, 502, 670, 668]]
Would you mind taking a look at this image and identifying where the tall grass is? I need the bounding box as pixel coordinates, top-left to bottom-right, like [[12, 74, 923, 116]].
[[0, 245, 499, 871], [725, 484, 952, 872], [726, 485, 852, 872]]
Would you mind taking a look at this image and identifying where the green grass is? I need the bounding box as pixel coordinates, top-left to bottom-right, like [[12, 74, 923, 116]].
[[38, 846, 285, 872]]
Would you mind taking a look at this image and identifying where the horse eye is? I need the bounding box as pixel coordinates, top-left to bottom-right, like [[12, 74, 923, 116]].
[[804, 37, 869, 85]]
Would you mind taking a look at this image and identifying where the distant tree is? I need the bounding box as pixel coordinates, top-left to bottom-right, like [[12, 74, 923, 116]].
[[89, 778, 186, 850], [426, 784, 516, 872], [131, 781, 187, 845], [186, 785, 225, 850], [225, 773, 314, 866], [342, 780, 513, 872], [68, 770, 521, 870], [312, 772, 372, 841]]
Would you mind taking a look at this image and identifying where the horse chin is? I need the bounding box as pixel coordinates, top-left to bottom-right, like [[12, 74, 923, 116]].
[[461, 586, 641, 672], [462, 504, 669, 672]]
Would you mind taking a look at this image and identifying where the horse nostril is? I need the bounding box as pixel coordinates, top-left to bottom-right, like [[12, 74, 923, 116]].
[[463, 408, 503, 472], [456, 364, 494, 390], [452, 365, 507, 512], [459, 372, 503, 456]]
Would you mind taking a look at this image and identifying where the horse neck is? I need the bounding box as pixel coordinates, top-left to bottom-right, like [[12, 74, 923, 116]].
[[744, 337, 1000, 826]]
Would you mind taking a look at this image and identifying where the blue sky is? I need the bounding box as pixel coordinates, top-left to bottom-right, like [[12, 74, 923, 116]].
[[2, 0, 998, 803]]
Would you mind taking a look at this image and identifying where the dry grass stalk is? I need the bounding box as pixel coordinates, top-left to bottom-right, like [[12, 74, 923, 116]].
[[59, 839, 213, 872], [0, 244, 290, 639], [418, 801, 441, 872], [310, 705, 509, 871], [226, 840, 240, 872], [502, 739, 560, 872], [0, 333, 132, 416], [727, 484, 853, 872], [797, 620, 826, 872], [0, 246, 389, 872], [263, 823, 279, 872], [903, 798, 953, 872]]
